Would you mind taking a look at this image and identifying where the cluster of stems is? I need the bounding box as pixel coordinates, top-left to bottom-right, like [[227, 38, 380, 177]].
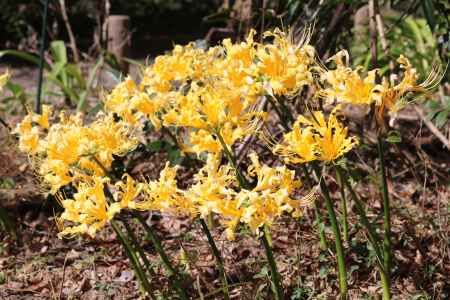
[[270, 95, 393, 299]]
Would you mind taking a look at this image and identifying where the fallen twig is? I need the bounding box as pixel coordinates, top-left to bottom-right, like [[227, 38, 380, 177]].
[[414, 105, 450, 150]]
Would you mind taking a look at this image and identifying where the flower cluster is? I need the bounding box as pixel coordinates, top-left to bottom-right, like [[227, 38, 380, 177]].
[[131, 153, 306, 240], [14, 27, 434, 240], [103, 29, 316, 154], [320, 50, 441, 125], [15, 107, 137, 194]]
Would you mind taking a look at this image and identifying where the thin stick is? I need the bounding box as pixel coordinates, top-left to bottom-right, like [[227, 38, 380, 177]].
[[58, 253, 68, 300], [35, 0, 50, 114], [414, 105, 450, 149], [59, 0, 80, 63], [369, 0, 378, 69]]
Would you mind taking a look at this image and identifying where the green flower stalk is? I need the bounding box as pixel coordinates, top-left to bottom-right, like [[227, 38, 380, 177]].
[[335, 169, 349, 243], [335, 165, 390, 300], [262, 225, 284, 300], [199, 218, 230, 300], [121, 218, 156, 277], [133, 212, 188, 300], [312, 164, 348, 299], [111, 220, 155, 299], [377, 136, 392, 299]]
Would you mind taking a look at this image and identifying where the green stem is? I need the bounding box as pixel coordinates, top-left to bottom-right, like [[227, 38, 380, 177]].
[[111, 220, 154, 298], [335, 166, 390, 300], [335, 167, 383, 263], [261, 230, 284, 300], [199, 218, 230, 300], [312, 164, 348, 299], [377, 136, 392, 296], [380, 270, 391, 300], [215, 130, 249, 189], [133, 212, 188, 300], [314, 202, 329, 251], [299, 165, 328, 251], [335, 169, 349, 243], [121, 218, 156, 277]]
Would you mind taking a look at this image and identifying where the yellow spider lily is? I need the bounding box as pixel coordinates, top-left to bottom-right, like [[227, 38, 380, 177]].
[[274, 107, 358, 164], [320, 50, 377, 105]]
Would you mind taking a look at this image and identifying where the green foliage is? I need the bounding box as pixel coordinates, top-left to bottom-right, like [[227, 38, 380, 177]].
[[422, 0, 450, 62], [351, 13, 440, 77], [1, 80, 29, 115], [425, 96, 450, 128], [291, 278, 314, 300], [386, 131, 402, 144], [46, 41, 87, 107], [1, 41, 108, 112]]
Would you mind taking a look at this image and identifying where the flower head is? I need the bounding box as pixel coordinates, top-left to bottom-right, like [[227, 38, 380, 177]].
[[320, 50, 377, 105], [274, 107, 358, 164], [57, 177, 119, 238], [185, 154, 236, 218], [372, 55, 442, 126], [255, 28, 315, 96]]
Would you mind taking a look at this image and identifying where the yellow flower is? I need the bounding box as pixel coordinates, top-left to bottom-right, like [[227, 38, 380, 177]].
[[16, 110, 137, 194], [57, 177, 119, 238], [33, 105, 52, 129], [274, 107, 358, 163], [320, 50, 377, 105], [255, 28, 315, 96], [372, 55, 441, 126], [15, 115, 41, 155], [88, 115, 138, 169], [114, 174, 143, 209], [18, 127, 41, 155], [183, 129, 222, 154], [138, 163, 196, 217], [272, 122, 318, 165], [40, 160, 73, 194], [104, 77, 141, 125], [185, 154, 236, 218], [217, 152, 305, 238], [303, 108, 358, 162], [14, 105, 53, 155]]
